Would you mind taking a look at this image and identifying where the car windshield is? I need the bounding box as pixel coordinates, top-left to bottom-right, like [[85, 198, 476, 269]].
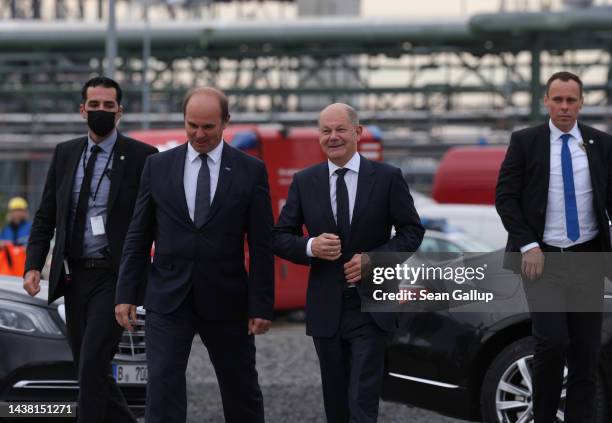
[[448, 234, 494, 252], [420, 232, 494, 254]]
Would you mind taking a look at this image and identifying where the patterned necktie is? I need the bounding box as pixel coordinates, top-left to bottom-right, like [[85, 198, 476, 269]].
[[335, 168, 350, 253], [194, 154, 211, 227], [69, 145, 101, 259], [560, 133, 580, 242]]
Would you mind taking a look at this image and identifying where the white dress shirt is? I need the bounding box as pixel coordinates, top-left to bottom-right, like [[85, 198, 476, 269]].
[[184, 140, 223, 223], [522, 120, 598, 252], [306, 152, 360, 257]]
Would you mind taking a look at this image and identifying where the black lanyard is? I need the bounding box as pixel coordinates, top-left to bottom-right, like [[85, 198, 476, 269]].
[[82, 141, 115, 203]]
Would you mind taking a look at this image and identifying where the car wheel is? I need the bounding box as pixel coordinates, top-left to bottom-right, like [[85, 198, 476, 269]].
[[480, 337, 608, 423], [481, 337, 556, 423]]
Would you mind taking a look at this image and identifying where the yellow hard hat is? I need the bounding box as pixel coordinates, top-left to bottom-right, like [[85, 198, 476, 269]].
[[8, 197, 28, 211]]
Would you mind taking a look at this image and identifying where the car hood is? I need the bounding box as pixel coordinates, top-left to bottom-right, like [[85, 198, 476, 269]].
[[0, 275, 60, 309]]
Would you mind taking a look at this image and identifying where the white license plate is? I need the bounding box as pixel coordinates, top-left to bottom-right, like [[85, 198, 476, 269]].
[[112, 364, 147, 385]]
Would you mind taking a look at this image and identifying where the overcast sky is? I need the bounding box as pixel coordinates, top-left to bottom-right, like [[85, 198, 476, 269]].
[[40, 0, 610, 23], [360, 0, 610, 17], [205, 0, 612, 22], [362, 0, 506, 17]]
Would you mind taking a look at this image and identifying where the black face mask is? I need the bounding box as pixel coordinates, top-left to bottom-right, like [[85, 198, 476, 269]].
[[87, 110, 116, 137]]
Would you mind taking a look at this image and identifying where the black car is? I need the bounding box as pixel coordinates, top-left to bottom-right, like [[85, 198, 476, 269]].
[[382, 250, 612, 422], [0, 276, 146, 419]]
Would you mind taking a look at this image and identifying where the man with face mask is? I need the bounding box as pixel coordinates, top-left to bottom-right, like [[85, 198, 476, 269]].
[[23, 76, 158, 423]]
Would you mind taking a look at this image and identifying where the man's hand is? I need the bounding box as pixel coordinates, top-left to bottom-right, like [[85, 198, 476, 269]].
[[23, 270, 41, 297], [344, 253, 362, 284], [521, 247, 545, 280], [248, 318, 271, 335], [312, 233, 342, 261], [115, 304, 138, 332]]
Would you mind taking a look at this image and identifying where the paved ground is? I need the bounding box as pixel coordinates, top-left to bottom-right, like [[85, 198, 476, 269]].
[[172, 319, 471, 423]]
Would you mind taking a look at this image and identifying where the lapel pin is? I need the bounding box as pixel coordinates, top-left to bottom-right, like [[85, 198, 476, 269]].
[[224, 166, 231, 171], [589, 139, 594, 145], [120, 155, 125, 160]]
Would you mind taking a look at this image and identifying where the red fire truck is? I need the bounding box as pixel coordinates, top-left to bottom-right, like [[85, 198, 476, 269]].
[[431, 146, 507, 205], [128, 125, 383, 311]]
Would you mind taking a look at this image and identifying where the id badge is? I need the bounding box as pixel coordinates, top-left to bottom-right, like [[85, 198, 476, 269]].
[[90, 215, 106, 236]]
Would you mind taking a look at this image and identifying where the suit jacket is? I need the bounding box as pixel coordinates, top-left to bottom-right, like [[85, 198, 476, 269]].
[[25, 133, 158, 304], [272, 156, 424, 337], [496, 122, 612, 270], [116, 142, 275, 321]]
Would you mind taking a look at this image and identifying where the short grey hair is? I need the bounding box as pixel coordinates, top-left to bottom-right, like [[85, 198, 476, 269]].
[[344, 104, 359, 127], [319, 103, 360, 127]]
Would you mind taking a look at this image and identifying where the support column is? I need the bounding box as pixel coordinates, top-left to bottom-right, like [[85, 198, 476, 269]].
[[530, 39, 542, 124]]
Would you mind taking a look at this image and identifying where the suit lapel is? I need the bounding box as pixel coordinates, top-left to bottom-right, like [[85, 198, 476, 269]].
[[61, 138, 87, 218], [578, 122, 603, 202], [350, 156, 375, 233], [314, 162, 337, 231], [538, 123, 551, 192], [106, 134, 127, 214], [579, 123, 600, 175], [533, 124, 551, 230], [172, 143, 192, 225], [203, 143, 234, 226]]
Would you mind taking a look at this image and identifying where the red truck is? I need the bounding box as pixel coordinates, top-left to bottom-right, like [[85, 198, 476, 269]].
[[431, 146, 507, 205], [128, 125, 383, 310]]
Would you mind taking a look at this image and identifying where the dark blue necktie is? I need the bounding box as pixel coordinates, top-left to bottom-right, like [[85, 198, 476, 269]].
[[194, 154, 210, 228], [560, 133, 580, 242], [335, 168, 350, 259]]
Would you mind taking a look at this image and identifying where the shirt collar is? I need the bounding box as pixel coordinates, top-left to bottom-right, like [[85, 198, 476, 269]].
[[187, 139, 224, 164], [549, 119, 581, 142], [87, 129, 117, 154], [328, 152, 360, 177]]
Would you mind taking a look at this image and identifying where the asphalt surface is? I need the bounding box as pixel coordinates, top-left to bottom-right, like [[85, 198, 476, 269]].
[[169, 318, 470, 423]]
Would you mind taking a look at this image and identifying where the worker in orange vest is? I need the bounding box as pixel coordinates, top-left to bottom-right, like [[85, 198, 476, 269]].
[[0, 197, 32, 246], [0, 197, 30, 276]]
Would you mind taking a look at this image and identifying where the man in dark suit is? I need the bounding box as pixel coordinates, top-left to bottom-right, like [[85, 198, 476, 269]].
[[115, 87, 274, 423], [23, 76, 158, 423], [496, 71, 612, 422], [273, 103, 424, 423]]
